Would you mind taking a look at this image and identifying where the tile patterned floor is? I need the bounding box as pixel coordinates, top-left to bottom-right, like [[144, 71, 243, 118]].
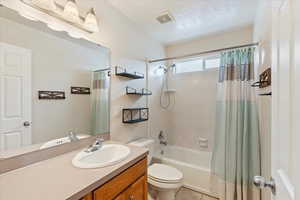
[[176, 187, 218, 200]]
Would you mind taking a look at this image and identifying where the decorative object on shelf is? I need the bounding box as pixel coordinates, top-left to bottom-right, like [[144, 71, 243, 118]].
[[251, 68, 271, 88], [20, 0, 100, 34], [71, 87, 90, 95], [122, 108, 149, 124], [115, 66, 144, 79], [38, 91, 66, 100], [126, 86, 152, 96]]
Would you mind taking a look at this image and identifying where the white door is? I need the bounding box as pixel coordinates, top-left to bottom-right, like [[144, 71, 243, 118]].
[[0, 43, 32, 151], [268, 0, 299, 199]]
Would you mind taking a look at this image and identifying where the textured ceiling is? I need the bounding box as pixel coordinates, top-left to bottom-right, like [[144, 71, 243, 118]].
[[106, 0, 259, 45]]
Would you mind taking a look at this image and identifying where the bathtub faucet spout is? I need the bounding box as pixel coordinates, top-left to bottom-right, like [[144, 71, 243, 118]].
[[158, 131, 168, 146], [160, 141, 167, 146]]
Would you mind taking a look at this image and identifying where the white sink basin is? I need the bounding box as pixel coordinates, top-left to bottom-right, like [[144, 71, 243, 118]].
[[72, 144, 131, 169]]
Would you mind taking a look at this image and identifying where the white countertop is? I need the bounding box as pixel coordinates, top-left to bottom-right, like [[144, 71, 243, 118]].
[[0, 142, 148, 200]]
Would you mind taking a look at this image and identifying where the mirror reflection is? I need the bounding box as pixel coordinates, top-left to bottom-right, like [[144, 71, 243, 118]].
[[0, 6, 111, 158]]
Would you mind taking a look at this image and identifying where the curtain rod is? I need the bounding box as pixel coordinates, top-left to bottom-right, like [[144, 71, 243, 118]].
[[148, 42, 259, 63]]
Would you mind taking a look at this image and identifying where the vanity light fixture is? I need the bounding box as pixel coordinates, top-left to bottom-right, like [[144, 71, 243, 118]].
[[63, 0, 80, 23], [31, 0, 57, 11], [20, 0, 100, 35], [84, 8, 99, 32]]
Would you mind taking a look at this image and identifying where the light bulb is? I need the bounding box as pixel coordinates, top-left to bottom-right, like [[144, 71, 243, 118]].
[[63, 0, 80, 24], [31, 0, 57, 11], [84, 8, 99, 32]]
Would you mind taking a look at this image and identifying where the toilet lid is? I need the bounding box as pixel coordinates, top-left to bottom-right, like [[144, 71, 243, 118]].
[[148, 164, 183, 182]]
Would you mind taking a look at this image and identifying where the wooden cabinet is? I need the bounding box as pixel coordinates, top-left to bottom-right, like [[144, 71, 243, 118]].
[[114, 194, 126, 200], [80, 158, 147, 200], [124, 175, 147, 200], [114, 176, 147, 200], [81, 193, 93, 200]]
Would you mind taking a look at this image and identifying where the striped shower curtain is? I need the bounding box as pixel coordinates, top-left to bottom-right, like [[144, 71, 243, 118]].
[[211, 48, 261, 200], [91, 70, 110, 135]]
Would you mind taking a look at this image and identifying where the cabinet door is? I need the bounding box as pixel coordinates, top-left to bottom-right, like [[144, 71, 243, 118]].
[[114, 193, 126, 200], [81, 193, 93, 200], [94, 158, 147, 200], [125, 175, 147, 200]]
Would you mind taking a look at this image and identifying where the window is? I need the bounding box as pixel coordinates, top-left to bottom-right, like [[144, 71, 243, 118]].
[[175, 56, 220, 74], [205, 58, 220, 70], [175, 59, 204, 73]]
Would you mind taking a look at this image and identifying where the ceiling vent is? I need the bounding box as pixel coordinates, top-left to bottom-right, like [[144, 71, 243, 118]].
[[156, 12, 174, 24]]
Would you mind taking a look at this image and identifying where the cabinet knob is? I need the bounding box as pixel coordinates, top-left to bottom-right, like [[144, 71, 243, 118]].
[[129, 195, 134, 200]]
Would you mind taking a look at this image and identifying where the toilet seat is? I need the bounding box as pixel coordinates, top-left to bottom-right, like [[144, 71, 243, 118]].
[[128, 138, 182, 200], [148, 164, 183, 184], [148, 176, 183, 190]]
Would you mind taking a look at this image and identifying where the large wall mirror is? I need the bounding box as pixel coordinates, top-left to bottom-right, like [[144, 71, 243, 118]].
[[0, 5, 111, 159]]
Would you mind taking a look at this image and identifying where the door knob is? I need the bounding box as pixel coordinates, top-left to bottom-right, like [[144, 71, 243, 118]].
[[253, 176, 276, 195], [128, 195, 134, 200], [23, 121, 31, 127]]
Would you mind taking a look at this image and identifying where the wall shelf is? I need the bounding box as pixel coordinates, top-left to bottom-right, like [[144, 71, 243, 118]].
[[38, 91, 65, 100], [122, 108, 149, 124], [115, 66, 144, 79], [259, 92, 272, 96], [126, 86, 152, 96]]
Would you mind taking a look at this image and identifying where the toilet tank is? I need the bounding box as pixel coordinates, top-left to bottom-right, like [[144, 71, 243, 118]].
[[129, 138, 155, 165]]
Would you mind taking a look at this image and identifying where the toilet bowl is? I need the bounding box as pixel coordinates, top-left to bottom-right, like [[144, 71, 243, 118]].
[[129, 138, 183, 200], [148, 163, 183, 200]]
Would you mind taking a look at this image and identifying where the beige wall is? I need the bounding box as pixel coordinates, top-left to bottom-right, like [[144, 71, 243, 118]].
[[166, 26, 253, 58], [162, 27, 254, 151], [0, 16, 109, 144]]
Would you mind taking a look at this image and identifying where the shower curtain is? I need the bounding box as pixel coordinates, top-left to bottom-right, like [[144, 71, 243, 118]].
[[91, 70, 110, 135], [211, 48, 261, 200]]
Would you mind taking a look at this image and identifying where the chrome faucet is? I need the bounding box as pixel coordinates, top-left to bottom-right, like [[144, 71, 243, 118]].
[[85, 137, 105, 153], [68, 131, 79, 142]]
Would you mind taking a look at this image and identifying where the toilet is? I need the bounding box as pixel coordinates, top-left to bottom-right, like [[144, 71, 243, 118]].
[[129, 138, 183, 200]]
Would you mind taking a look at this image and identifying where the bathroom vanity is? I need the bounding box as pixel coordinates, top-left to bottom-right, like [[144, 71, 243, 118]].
[[0, 143, 148, 200], [81, 158, 147, 200]]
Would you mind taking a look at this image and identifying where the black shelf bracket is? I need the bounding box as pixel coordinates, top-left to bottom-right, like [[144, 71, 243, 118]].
[[259, 92, 272, 96], [115, 66, 144, 79]]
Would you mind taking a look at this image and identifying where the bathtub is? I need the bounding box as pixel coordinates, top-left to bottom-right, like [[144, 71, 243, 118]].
[[153, 145, 217, 198]]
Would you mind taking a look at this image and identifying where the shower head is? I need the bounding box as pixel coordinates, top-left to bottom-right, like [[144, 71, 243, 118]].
[[158, 65, 168, 73], [157, 64, 176, 74]]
